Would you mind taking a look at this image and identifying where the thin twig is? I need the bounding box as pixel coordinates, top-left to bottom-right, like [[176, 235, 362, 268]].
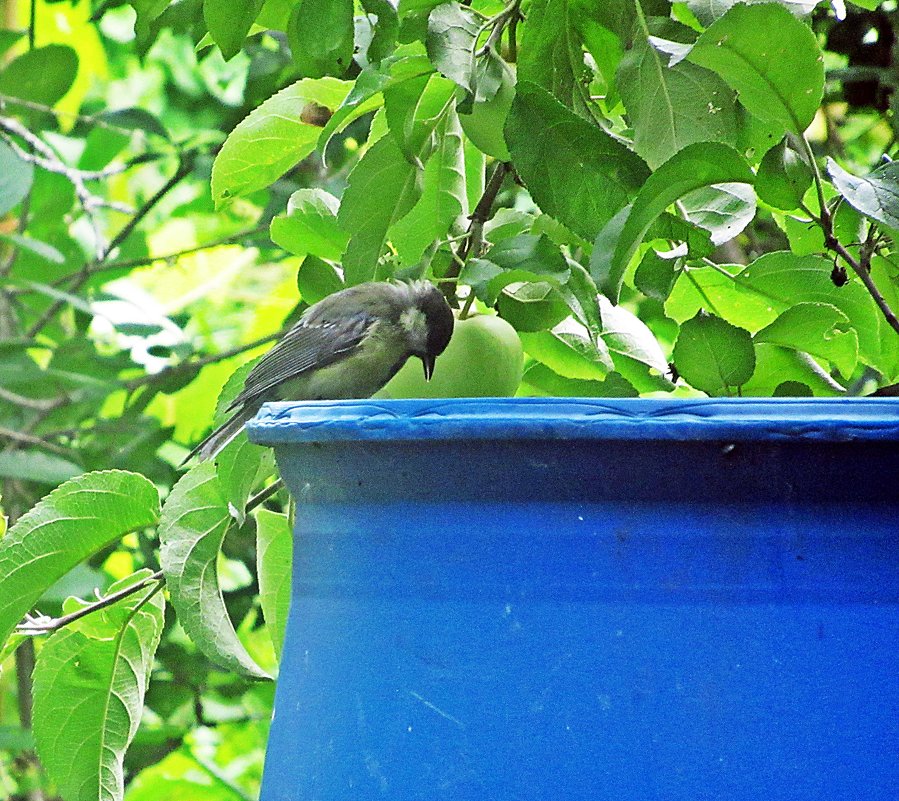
[[476, 0, 522, 56], [0, 117, 109, 257], [26, 157, 194, 338], [799, 136, 899, 338], [0, 426, 72, 456], [46, 223, 271, 288], [0, 386, 63, 411], [247, 479, 285, 513], [122, 325, 288, 392], [16, 570, 164, 635], [439, 161, 510, 302]]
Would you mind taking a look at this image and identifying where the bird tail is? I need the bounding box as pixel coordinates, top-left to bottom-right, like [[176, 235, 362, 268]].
[[181, 405, 258, 466]]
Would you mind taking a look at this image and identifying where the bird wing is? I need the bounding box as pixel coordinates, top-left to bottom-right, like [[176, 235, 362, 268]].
[[226, 311, 375, 411]]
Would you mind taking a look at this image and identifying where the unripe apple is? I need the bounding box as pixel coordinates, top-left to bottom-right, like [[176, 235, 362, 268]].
[[381, 313, 523, 398]]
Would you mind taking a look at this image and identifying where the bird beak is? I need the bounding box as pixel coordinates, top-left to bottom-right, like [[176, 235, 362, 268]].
[[422, 354, 436, 381]]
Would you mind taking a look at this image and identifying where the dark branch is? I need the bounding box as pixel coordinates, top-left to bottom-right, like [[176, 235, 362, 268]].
[[16, 570, 164, 635]]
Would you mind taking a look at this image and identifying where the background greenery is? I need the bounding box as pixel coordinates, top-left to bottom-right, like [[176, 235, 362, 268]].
[[1, 0, 899, 798]]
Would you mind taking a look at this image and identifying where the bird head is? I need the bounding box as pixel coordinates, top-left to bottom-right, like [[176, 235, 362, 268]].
[[402, 282, 454, 380]]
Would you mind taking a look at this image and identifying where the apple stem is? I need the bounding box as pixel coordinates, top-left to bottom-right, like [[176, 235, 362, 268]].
[[459, 291, 477, 320]]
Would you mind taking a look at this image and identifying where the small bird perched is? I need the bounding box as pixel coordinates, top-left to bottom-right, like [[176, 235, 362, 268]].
[[186, 280, 454, 463]]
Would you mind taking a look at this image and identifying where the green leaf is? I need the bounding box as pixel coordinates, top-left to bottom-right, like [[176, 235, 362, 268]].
[[389, 109, 466, 265], [519, 325, 613, 380], [506, 81, 650, 240], [288, 0, 355, 78], [159, 463, 270, 679], [0, 471, 160, 649], [0, 451, 82, 484], [0, 45, 79, 125], [591, 142, 753, 302], [737, 252, 882, 365], [634, 249, 681, 302], [518, 0, 583, 107], [270, 188, 348, 260], [318, 53, 434, 156], [686, 0, 819, 27], [0, 29, 23, 59], [0, 232, 64, 263], [212, 77, 352, 207], [498, 282, 571, 332], [687, 3, 823, 134], [870, 255, 899, 381], [673, 311, 756, 395], [425, 2, 480, 92], [256, 509, 292, 662], [32, 571, 164, 801], [0, 140, 34, 216], [204, 0, 262, 60], [338, 134, 423, 284], [362, 0, 400, 64], [757, 138, 812, 210], [384, 70, 455, 163], [213, 363, 275, 524], [665, 254, 883, 367], [827, 157, 899, 230], [520, 363, 638, 397], [680, 182, 757, 245], [742, 343, 845, 397], [297, 255, 345, 304], [754, 302, 858, 378], [577, 0, 670, 40], [598, 296, 674, 392], [489, 233, 569, 275], [618, 36, 738, 169]]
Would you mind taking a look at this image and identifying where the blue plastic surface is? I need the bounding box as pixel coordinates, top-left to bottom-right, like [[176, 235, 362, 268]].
[[249, 399, 899, 801]]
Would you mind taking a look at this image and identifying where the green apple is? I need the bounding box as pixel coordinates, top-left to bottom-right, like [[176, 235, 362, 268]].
[[381, 313, 523, 398], [458, 61, 515, 162]]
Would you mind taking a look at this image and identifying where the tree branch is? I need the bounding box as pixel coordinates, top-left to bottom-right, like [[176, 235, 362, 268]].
[[16, 570, 163, 635], [46, 223, 272, 288], [0, 426, 72, 457], [26, 156, 194, 338], [246, 479, 285, 513], [439, 160, 510, 302], [800, 137, 899, 338], [122, 325, 288, 393]]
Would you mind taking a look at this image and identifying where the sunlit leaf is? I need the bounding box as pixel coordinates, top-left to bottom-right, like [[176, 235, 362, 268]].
[[673, 311, 756, 395], [287, 0, 354, 78], [506, 82, 650, 240], [32, 571, 164, 801], [0, 471, 159, 648], [598, 296, 674, 392], [256, 509, 292, 662], [212, 77, 353, 207], [755, 302, 858, 378], [592, 142, 753, 302], [0, 141, 34, 216], [687, 3, 823, 134], [338, 134, 422, 284], [159, 463, 270, 679], [270, 188, 349, 261], [389, 109, 466, 265]]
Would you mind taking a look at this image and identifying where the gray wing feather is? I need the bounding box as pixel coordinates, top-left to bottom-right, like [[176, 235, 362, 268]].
[[227, 312, 374, 411]]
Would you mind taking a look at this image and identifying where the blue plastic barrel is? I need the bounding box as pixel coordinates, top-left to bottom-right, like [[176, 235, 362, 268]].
[[248, 398, 899, 801]]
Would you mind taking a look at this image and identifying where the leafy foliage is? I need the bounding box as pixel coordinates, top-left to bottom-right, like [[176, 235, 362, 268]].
[[2, 1, 899, 800]]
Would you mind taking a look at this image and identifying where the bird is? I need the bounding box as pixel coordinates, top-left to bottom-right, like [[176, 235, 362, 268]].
[[185, 280, 454, 463]]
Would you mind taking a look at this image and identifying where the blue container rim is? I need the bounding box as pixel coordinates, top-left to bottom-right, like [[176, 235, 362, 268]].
[[246, 397, 899, 444]]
